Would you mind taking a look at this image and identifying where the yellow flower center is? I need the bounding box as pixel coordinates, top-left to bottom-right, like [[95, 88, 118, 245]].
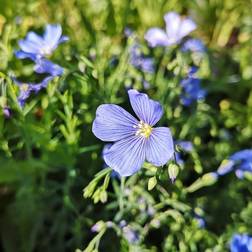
[[20, 84, 29, 92], [135, 120, 153, 138]]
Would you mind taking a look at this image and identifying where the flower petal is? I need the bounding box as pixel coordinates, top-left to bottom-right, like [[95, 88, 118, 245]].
[[235, 169, 245, 179], [144, 28, 169, 47], [58, 35, 69, 44], [15, 50, 37, 61], [230, 149, 252, 161], [43, 24, 63, 50], [164, 12, 181, 42], [34, 59, 64, 76], [164, 12, 196, 44], [128, 89, 163, 126], [217, 160, 235, 176], [103, 135, 146, 176], [92, 104, 138, 142], [177, 18, 197, 40], [18, 39, 42, 55], [146, 127, 174, 166], [26, 31, 44, 45]]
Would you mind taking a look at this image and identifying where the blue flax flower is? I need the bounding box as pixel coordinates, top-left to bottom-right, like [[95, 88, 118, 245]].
[[129, 43, 154, 73], [217, 149, 252, 179], [145, 12, 196, 47], [13, 76, 53, 107], [230, 234, 252, 252], [181, 38, 205, 53], [16, 24, 68, 60], [180, 67, 206, 106], [15, 24, 68, 77], [92, 89, 174, 177]]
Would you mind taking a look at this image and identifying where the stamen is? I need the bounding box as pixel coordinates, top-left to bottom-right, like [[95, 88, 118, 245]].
[[135, 120, 153, 138], [20, 84, 29, 92], [41, 46, 52, 55]]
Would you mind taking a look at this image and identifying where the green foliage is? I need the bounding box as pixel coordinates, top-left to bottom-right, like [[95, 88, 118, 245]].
[[0, 0, 252, 251]]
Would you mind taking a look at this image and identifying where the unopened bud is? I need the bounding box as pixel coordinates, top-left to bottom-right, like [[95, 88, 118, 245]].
[[168, 163, 179, 183], [148, 176, 157, 191]]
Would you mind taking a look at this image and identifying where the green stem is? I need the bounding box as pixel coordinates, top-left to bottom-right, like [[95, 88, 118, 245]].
[[119, 177, 126, 212]]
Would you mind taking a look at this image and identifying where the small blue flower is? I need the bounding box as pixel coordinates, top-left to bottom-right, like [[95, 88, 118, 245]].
[[176, 140, 193, 152], [181, 38, 205, 53], [145, 12, 196, 47], [175, 140, 193, 165], [16, 24, 68, 60], [180, 67, 206, 106], [122, 225, 139, 244], [3, 107, 11, 118], [34, 58, 64, 76], [195, 215, 205, 228], [124, 27, 133, 38], [13, 76, 53, 107], [230, 234, 252, 252], [217, 149, 252, 179], [92, 89, 174, 177], [129, 43, 154, 73]]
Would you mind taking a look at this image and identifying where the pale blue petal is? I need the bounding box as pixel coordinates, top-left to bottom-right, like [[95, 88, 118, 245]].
[[235, 169, 244, 179], [230, 149, 252, 161], [15, 50, 37, 61], [164, 12, 196, 44], [164, 12, 181, 42], [128, 89, 163, 126], [182, 39, 205, 52], [39, 76, 54, 88], [44, 24, 62, 50], [177, 18, 197, 40], [92, 104, 138, 142], [34, 59, 64, 76], [176, 140, 193, 152], [26, 31, 44, 45], [18, 39, 42, 54], [144, 28, 169, 47], [103, 135, 146, 176], [58, 35, 69, 44], [146, 127, 174, 166], [217, 160, 235, 175]]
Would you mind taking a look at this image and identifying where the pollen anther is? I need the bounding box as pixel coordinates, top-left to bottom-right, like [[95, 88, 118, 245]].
[[135, 120, 153, 138], [20, 84, 29, 92]]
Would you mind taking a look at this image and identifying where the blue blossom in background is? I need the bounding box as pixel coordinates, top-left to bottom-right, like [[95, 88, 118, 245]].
[[92, 89, 174, 177], [16, 24, 68, 60], [143, 80, 151, 89], [217, 149, 252, 179], [180, 67, 206, 106], [3, 107, 11, 118], [230, 234, 252, 252], [124, 27, 133, 38], [13, 76, 53, 107], [175, 140, 193, 165], [122, 225, 139, 244], [129, 43, 154, 73], [145, 12, 196, 47], [13, 24, 68, 107], [195, 216, 205, 228], [182, 38, 205, 53]]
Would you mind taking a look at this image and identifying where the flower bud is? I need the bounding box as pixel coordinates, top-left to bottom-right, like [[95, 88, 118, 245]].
[[168, 163, 180, 183]]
